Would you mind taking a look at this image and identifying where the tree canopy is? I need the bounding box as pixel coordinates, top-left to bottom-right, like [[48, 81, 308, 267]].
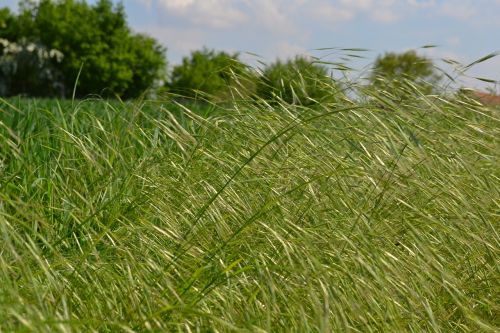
[[168, 48, 249, 102], [0, 8, 19, 41], [255, 57, 340, 105], [0, 0, 166, 98], [370, 50, 440, 95]]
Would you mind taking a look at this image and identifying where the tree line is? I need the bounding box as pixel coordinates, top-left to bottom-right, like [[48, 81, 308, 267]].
[[0, 0, 439, 102]]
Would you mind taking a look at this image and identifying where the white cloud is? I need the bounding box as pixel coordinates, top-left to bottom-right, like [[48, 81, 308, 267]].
[[154, 0, 248, 29], [159, 0, 196, 10], [308, 2, 354, 23], [372, 9, 399, 22], [136, 25, 206, 56], [132, 0, 312, 64], [407, 0, 436, 8], [407, 0, 479, 21], [440, 2, 476, 20], [332, 0, 401, 23], [340, 0, 373, 10], [137, 0, 307, 32], [244, 0, 296, 34]]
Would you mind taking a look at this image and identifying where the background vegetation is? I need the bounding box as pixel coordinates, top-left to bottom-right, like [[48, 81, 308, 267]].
[[255, 56, 343, 105], [370, 50, 441, 98], [0, 0, 166, 98], [168, 48, 250, 102], [0, 38, 64, 96], [0, 0, 454, 103]]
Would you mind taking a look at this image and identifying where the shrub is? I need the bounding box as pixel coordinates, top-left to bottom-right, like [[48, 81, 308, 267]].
[[168, 48, 250, 102], [255, 56, 340, 105], [370, 50, 441, 97]]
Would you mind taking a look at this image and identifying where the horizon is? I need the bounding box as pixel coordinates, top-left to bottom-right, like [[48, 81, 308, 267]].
[[3, 0, 500, 91]]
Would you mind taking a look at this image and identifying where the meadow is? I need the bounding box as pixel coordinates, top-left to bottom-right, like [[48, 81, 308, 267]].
[[0, 80, 498, 331]]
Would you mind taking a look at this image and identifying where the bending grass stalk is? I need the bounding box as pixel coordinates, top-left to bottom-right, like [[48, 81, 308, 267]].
[[169, 105, 364, 266]]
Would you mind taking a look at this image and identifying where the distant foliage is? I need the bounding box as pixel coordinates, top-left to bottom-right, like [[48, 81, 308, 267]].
[[0, 8, 20, 41], [370, 50, 440, 96], [168, 48, 250, 102], [256, 57, 340, 105], [1, 0, 166, 98], [0, 38, 64, 96]]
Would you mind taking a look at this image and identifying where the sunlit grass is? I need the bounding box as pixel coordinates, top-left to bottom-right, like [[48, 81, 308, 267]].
[[0, 76, 499, 332]]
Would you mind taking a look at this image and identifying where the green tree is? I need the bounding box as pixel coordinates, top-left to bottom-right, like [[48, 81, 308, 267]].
[[168, 48, 249, 102], [2, 0, 166, 98], [0, 8, 20, 41], [255, 56, 340, 105], [370, 50, 440, 96]]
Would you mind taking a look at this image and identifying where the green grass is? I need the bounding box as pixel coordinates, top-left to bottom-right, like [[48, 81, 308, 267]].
[[0, 84, 499, 332]]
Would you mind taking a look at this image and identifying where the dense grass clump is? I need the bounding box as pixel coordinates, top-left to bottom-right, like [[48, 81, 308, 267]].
[[0, 81, 498, 332]]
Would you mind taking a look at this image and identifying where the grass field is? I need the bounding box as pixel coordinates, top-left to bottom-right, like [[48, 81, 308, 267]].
[[0, 82, 499, 331]]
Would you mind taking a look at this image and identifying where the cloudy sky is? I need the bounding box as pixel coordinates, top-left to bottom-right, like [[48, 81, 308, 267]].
[[5, 0, 500, 89]]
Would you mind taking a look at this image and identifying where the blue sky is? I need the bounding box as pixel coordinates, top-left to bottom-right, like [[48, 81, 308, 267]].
[[5, 0, 500, 89]]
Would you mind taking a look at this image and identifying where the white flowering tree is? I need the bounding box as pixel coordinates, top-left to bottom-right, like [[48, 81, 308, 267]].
[[0, 38, 64, 97]]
